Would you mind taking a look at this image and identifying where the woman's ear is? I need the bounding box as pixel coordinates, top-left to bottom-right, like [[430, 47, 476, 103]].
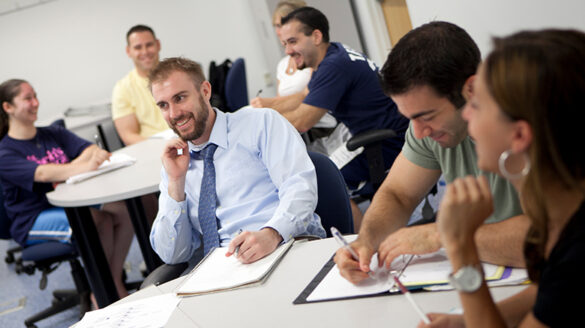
[[2, 101, 13, 114], [461, 75, 476, 102], [511, 120, 533, 153]]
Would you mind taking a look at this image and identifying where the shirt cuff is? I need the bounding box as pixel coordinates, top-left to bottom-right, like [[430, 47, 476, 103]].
[[161, 193, 188, 224], [263, 212, 296, 243]]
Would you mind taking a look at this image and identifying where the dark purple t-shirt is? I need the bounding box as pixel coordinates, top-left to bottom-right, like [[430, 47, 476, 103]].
[[0, 126, 90, 245]]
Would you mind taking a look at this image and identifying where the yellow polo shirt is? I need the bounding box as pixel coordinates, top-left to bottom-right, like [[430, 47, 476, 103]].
[[111, 69, 169, 138]]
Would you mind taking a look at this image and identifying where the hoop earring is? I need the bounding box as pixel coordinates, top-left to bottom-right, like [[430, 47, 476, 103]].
[[498, 149, 531, 180]]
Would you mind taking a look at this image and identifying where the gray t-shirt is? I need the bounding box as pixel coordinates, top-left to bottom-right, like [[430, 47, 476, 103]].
[[401, 124, 522, 223]]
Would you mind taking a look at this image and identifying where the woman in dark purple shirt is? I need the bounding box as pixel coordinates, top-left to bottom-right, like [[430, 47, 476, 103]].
[[0, 79, 134, 304]]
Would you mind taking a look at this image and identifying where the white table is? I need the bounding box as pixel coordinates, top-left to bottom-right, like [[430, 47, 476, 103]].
[[108, 237, 526, 327], [46, 137, 167, 307]]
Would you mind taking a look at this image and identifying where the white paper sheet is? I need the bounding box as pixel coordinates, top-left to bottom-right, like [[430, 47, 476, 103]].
[[66, 153, 136, 184], [73, 293, 180, 328], [176, 239, 294, 296], [306, 249, 504, 302]]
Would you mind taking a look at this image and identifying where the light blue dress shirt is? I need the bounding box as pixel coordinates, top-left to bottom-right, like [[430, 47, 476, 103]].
[[150, 108, 325, 264]]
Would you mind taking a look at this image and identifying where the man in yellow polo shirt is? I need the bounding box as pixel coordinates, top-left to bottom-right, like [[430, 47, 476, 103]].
[[112, 24, 168, 145]]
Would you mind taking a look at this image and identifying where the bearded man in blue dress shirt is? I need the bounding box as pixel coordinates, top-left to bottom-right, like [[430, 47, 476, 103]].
[[149, 57, 325, 265]]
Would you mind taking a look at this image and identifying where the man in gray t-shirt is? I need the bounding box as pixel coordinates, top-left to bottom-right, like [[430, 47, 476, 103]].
[[334, 22, 529, 284]]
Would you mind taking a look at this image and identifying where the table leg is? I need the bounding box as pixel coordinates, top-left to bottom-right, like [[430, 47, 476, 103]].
[[125, 197, 163, 273], [64, 206, 119, 307]]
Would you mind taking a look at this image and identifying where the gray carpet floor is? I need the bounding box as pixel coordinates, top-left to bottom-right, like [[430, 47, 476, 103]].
[[0, 237, 144, 328]]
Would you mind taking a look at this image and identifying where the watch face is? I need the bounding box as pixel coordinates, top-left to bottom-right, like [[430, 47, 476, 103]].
[[450, 265, 483, 292]]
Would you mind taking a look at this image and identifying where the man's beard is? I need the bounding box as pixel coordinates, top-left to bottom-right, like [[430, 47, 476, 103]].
[[171, 95, 209, 142]]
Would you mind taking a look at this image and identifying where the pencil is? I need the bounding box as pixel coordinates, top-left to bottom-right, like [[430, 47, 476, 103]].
[[393, 275, 431, 324]]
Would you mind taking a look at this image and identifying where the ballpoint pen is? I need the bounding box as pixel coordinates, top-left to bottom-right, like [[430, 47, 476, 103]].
[[331, 227, 373, 277], [330, 226, 359, 259], [234, 229, 243, 256], [393, 275, 431, 324], [256, 89, 263, 97]]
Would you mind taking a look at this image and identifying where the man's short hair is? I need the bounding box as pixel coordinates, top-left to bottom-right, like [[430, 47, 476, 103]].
[[149, 57, 206, 91], [281, 6, 330, 43], [126, 24, 156, 44], [379, 21, 480, 109]]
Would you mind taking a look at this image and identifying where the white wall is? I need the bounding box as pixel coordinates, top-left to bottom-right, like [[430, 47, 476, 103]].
[[4, 0, 585, 126], [0, 0, 275, 124], [406, 0, 585, 57]]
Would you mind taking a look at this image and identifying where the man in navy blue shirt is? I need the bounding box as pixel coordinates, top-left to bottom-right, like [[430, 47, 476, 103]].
[[276, 6, 408, 226]]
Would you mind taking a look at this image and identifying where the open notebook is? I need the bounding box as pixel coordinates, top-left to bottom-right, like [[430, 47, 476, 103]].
[[65, 153, 136, 184], [295, 248, 507, 304], [175, 239, 294, 296]]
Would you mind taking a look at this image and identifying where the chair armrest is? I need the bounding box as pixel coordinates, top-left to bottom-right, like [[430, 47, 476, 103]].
[[140, 262, 189, 289], [346, 129, 397, 151]]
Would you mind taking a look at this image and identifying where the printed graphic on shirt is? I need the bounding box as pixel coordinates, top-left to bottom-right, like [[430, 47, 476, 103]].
[[342, 44, 376, 71], [27, 147, 69, 165]]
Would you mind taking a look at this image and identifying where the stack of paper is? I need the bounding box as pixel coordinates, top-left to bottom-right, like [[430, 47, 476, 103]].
[[73, 293, 180, 328], [298, 249, 506, 303], [175, 239, 294, 296], [66, 153, 136, 184]]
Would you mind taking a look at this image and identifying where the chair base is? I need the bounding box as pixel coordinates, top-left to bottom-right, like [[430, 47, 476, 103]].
[[24, 289, 90, 328]]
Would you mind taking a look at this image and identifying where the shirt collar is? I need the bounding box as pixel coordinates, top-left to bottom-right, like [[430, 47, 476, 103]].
[[188, 108, 228, 153]]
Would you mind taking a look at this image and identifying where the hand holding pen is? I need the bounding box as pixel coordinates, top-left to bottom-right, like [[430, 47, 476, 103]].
[[331, 227, 375, 281]]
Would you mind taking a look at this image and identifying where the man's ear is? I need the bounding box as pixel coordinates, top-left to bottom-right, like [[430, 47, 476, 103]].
[[312, 29, 323, 45], [200, 81, 212, 101], [461, 75, 476, 102], [125, 45, 131, 57]]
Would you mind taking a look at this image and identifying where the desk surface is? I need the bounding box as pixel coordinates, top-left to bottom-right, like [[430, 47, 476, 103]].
[[46, 137, 166, 207], [111, 237, 525, 327]]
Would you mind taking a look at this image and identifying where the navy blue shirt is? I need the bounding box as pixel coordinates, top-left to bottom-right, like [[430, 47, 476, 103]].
[[0, 126, 90, 245], [304, 42, 408, 186], [304, 42, 407, 138]]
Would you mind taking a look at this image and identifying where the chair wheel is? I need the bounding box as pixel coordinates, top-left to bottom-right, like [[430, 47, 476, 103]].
[[25, 321, 37, 328], [5, 254, 15, 263]]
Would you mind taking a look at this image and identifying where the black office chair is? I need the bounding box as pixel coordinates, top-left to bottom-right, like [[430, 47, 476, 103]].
[[140, 150, 354, 288], [346, 129, 398, 194], [224, 57, 249, 112], [0, 184, 91, 328], [308, 151, 354, 236], [96, 120, 125, 152], [346, 129, 438, 221]]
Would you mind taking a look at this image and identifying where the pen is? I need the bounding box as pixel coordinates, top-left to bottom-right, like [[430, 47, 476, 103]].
[[94, 134, 104, 149], [330, 227, 359, 260], [256, 89, 263, 97], [234, 229, 243, 256], [331, 227, 373, 277], [393, 275, 431, 324]]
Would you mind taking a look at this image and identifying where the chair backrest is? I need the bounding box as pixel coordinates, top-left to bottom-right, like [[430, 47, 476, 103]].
[[97, 120, 124, 152], [308, 151, 354, 237], [224, 57, 249, 112]]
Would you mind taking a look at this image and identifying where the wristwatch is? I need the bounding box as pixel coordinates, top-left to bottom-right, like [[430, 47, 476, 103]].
[[448, 264, 483, 293]]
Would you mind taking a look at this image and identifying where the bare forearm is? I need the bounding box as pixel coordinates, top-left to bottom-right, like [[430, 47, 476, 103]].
[[358, 187, 418, 249], [497, 285, 537, 327], [34, 162, 91, 182], [475, 215, 530, 267], [119, 131, 145, 146], [71, 145, 98, 163], [446, 242, 507, 328], [167, 178, 186, 202], [267, 92, 305, 114]]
